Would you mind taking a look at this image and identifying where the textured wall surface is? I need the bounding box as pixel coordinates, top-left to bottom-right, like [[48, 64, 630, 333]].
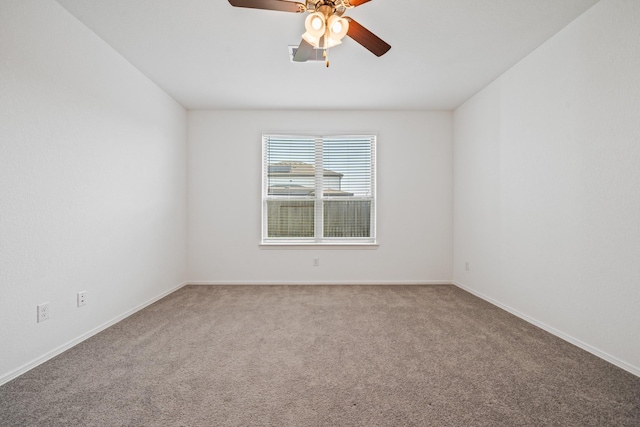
[[453, 0, 640, 374], [188, 110, 453, 285], [0, 0, 188, 383]]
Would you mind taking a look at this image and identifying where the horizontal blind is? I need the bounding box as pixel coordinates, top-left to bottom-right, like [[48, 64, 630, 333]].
[[322, 136, 373, 197], [263, 134, 376, 243], [322, 136, 375, 238], [264, 135, 316, 238], [264, 135, 316, 196]]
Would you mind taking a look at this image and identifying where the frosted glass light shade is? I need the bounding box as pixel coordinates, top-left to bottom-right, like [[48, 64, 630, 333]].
[[325, 37, 342, 48], [327, 15, 348, 40], [302, 31, 321, 48], [305, 12, 326, 38]]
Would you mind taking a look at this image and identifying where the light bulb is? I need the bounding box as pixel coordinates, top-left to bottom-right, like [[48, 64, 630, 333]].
[[332, 21, 343, 34], [311, 16, 323, 30]]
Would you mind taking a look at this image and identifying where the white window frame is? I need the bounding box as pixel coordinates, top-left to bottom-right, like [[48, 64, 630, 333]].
[[261, 134, 377, 246]]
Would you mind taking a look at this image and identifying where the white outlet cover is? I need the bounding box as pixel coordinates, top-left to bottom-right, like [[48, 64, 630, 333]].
[[77, 291, 87, 307], [37, 302, 50, 322]]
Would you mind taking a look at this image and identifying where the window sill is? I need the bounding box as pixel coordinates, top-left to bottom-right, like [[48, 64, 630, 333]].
[[260, 242, 379, 249]]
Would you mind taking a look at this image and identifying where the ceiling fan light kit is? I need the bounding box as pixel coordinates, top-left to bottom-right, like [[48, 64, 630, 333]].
[[228, 0, 390, 66]]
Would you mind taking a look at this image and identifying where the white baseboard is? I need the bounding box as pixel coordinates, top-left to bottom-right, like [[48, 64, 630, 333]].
[[187, 280, 453, 286], [0, 281, 187, 387], [453, 281, 640, 378]]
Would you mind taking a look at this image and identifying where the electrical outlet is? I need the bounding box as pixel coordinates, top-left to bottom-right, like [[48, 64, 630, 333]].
[[313, 258, 320, 267], [37, 302, 50, 323], [77, 291, 87, 307], [465, 261, 470, 271]]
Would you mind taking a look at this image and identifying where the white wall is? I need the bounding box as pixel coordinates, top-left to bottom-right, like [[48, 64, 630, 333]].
[[188, 110, 453, 284], [0, 0, 188, 384], [453, 0, 640, 375]]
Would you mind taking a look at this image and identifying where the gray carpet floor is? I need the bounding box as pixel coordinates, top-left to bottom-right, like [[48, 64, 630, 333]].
[[1, 285, 639, 426]]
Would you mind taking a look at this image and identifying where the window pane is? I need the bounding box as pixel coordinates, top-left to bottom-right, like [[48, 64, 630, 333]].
[[324, 200, 371, 238], [322, 137, 372, 197], [265, 136, 317, 198], [267, 200, 315, 238]]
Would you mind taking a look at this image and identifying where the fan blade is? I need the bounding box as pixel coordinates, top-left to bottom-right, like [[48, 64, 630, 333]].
[[345, 17, 391, 57], [227, 0, 305, 13], [348, 0, 372, 7], [293, 39, 315, 62]]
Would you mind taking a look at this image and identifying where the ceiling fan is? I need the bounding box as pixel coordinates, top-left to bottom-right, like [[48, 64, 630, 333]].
[[227, 0, 391, 66]]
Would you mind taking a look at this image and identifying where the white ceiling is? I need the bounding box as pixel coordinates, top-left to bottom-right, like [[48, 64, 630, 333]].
[[54, 0, 599, 110]]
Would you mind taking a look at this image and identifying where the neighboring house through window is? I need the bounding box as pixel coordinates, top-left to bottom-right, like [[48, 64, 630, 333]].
[[262, 134, 376, 244]]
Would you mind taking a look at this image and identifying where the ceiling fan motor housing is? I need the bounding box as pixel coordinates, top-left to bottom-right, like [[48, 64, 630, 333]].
[[306, 0, 348, 16]]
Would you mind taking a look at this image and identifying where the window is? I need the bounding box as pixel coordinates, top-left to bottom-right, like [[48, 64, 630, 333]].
[[262, 134, 376, 244]]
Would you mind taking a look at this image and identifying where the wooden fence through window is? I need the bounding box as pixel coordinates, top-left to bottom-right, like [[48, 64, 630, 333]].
[[267, 200, 371, 238]]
